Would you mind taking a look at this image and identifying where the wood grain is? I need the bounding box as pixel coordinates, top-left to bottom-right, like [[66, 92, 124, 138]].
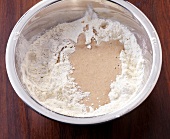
[[0, 0, 170, 139]]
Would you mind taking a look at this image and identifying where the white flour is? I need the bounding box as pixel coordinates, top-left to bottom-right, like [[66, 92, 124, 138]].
[[20, 9, 144, 117]]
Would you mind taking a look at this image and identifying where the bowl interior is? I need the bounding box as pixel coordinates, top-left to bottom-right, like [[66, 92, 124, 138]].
[[14, 0, 153, 120]]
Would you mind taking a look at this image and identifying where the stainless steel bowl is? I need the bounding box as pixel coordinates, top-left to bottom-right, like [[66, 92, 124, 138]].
[[6, 0, 162, 124]]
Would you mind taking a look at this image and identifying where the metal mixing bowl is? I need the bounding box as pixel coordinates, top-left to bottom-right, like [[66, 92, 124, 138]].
[[6, 0, 162, 124]]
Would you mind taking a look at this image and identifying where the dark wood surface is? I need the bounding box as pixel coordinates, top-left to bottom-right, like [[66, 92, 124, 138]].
[[0, 0, 170, 139]]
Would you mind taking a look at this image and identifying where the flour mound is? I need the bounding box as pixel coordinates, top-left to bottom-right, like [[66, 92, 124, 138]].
[[19, 9, 144, 117]]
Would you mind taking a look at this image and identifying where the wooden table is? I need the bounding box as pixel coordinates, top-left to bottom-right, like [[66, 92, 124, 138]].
[[0, 0, 170, 138]]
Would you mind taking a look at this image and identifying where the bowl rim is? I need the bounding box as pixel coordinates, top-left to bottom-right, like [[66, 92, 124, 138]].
[[6, 0, 162, 124]]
